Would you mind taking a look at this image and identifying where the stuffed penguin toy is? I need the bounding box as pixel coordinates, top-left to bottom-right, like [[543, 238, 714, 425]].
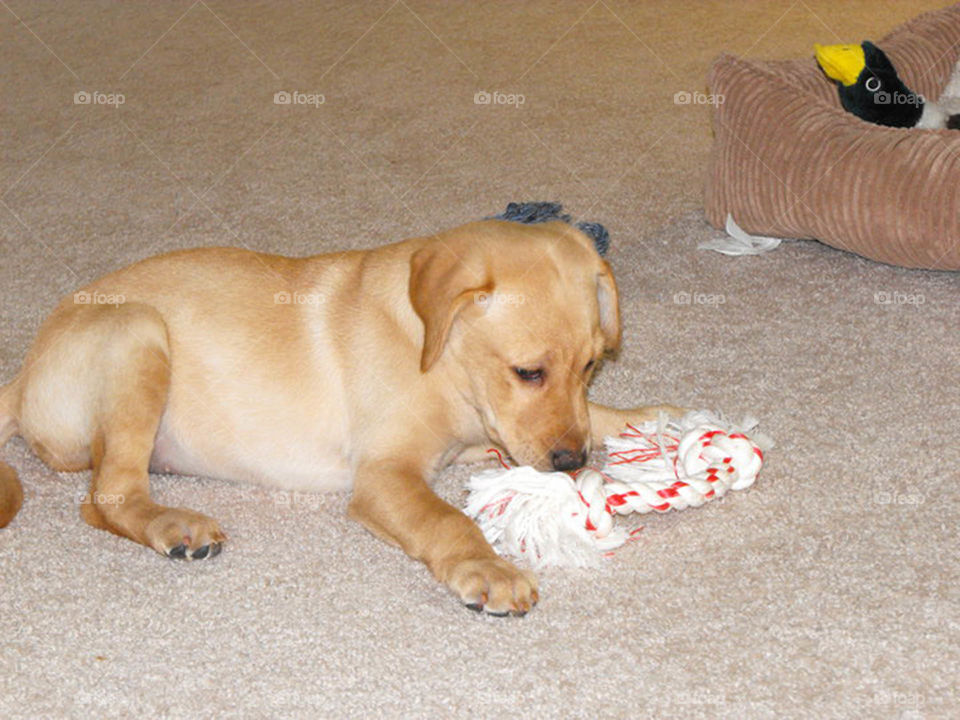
[[814, 41, 960, 129]]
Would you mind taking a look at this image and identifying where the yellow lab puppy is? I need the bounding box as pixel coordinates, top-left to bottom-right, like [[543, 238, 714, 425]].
[[0, 220, 679, 615]]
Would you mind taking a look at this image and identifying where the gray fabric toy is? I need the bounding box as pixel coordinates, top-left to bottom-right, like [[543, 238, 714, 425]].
[[490, 202, 610, 257]]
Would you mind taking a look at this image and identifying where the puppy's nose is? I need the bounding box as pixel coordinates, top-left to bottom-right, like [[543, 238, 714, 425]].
[[551, 448, 586, 472]]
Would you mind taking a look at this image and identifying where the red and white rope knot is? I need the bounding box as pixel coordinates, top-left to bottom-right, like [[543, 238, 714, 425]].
[[600, 420, 764, 514], [464, 410, 770, 568]]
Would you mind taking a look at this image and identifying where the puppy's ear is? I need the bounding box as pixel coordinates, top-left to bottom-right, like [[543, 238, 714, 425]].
[[596, 262, 621, 353], [409, 241, 492, 372]]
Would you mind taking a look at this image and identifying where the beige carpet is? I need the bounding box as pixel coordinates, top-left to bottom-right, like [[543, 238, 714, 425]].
[[1, 2, 958, 718]]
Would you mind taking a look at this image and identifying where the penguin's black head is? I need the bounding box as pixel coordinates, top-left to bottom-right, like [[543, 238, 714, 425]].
[[815, 40, 923, 128]]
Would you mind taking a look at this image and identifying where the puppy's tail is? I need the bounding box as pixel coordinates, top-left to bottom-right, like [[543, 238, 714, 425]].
[[0, 382, 23, 528]]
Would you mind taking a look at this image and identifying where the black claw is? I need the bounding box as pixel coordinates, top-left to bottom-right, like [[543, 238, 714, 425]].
[[191, 545, 209, 560], [465, 603, 484, 613], [486, 610, 510, 618], [208, 542, 222, 558], [168, 544, 187, 559]]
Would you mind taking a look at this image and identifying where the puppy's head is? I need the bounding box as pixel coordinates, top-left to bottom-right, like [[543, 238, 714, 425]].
[[409, 220, 619, 472]]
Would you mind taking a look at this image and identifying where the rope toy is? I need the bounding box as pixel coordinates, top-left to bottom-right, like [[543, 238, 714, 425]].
[[463, 410, 772, 568]]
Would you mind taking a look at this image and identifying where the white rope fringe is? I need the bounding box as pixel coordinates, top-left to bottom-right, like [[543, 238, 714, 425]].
[[464, 410, 772, 568]]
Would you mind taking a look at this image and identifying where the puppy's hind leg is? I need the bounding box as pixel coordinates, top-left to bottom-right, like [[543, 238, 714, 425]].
[[19, 302, 225, 559], [85, 306, 225, 560]]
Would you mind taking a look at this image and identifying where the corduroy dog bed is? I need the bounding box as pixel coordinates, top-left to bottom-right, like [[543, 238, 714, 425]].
[[704, 3, 960, 270]]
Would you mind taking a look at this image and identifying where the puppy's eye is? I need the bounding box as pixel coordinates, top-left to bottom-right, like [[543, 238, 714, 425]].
[[513, 367, 544, 383], [584, 360, 595, 373]]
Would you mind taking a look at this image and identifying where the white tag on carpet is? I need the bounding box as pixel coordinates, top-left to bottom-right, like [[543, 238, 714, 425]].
[[698, 214, 790, 256]]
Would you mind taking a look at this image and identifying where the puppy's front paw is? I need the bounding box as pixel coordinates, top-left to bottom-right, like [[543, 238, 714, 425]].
[[445, 557, 538, 616]]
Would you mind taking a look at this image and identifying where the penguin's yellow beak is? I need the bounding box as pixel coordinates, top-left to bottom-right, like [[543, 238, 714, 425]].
[[814, 43, 866, 86]]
